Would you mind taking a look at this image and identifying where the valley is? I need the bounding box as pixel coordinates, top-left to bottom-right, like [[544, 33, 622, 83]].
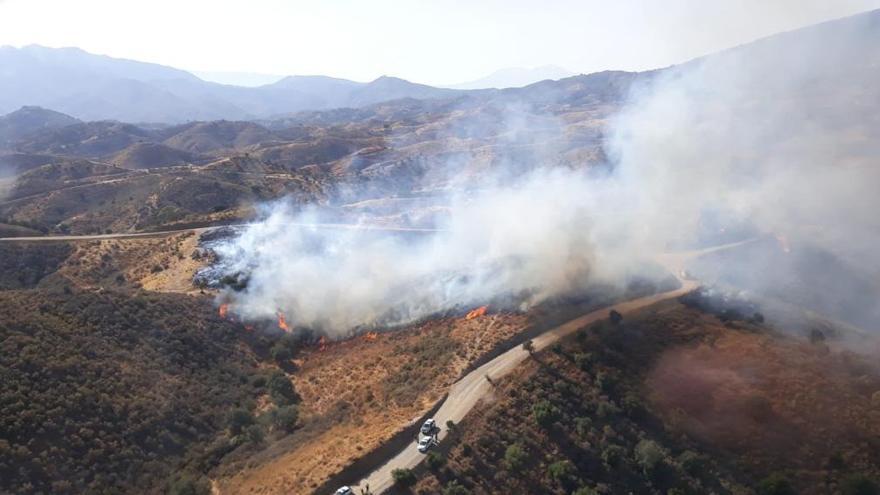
[[1, 5, 880, 495]]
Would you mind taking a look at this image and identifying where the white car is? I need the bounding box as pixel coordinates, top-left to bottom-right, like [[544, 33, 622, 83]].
[[420, 418, 437, 435], [418, 436, 433, 453], [334, 487, 353, 495]]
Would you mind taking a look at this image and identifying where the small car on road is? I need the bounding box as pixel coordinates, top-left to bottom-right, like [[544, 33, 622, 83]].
[[420, 418, 437, 435], [334, 487, 353, 495], [418, 436, 434, 453]]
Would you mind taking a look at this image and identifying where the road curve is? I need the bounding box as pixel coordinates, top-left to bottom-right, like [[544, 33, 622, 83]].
[[351, 241, 753, 494]]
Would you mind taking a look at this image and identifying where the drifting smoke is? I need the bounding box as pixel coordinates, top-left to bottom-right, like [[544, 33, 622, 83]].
[[211, 168, 640, 334], [607, 11, 880, 330], [216, 11, 880, 335]]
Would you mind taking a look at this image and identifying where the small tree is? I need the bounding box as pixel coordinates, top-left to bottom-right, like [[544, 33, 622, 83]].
[[504, 443, 528, 471], [226, 408, 255, 436], [574, 416, 592, 438], [168, 474, 210, 495], [533, 400, 560, 428], [267, 371, 299, 406], [442, 480, 471, 495], [522, 339, 535, 354], [270, 341, 292, 362], [547, 459, 577, 488], [244, 424, 264, 445], [601, 445, 626, 468], [425, 451, 447, 471], [757, 473, 796, 495], [269, 405, 299, 433], [391, 468, 417, 487], [678, 450, 705, 477], [634, 439, 666, 475]]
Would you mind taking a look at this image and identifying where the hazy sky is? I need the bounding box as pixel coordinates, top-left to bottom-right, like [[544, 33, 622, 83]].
[[1, 0, 879, 85]]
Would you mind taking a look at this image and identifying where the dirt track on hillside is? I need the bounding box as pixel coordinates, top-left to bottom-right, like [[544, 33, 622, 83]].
[[349, 241, 754, 494]]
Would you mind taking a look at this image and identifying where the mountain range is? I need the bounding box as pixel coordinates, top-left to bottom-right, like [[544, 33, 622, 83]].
[[0, 45, 463, 123], [445, 65, 576, 90]]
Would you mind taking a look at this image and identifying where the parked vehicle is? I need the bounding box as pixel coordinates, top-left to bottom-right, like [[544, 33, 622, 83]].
[[418, 436, 434, 453], [420, 418, 437, 435], [334, 487, 353, 495]]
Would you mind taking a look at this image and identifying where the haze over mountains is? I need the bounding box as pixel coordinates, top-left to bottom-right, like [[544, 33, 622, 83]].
[[445, 65, 576, 90], [2, 7, 880, 495], [0, 45, 464, 122]]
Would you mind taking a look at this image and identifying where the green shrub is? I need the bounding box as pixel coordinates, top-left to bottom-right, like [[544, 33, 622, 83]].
[[269, 405, 299, 433], [841, 474, 879, 495], [678, 450, 705, 477], [547, 459, 577, 487], [392, 468, 417, 487], [601, 445, 626, 468], [575, 416, 592, 438], [634, 440, 666, 474], [574, 352, 593, 371], [504, 443, 528, 471], [442, 480, 471, 495], [426, 451, 447, 470], [757, 473, 796, 495], [267, 371, 299, 406], [168, 474, 210, 495], [533, 400, 561, 428], [226, 408, 255, 436], [270, 342, 292, 362]]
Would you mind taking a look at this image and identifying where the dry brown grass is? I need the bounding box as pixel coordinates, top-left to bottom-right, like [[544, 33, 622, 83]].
[[647, 319, 880, 476], [57, 233, 209, 293], [217, 310, 530, 494]]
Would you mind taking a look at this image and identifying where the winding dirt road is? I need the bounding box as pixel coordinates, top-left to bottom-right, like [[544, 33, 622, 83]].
[[351, 241, 753, 495], [0, 223, 442, 242], [1, 225, 751, 495]]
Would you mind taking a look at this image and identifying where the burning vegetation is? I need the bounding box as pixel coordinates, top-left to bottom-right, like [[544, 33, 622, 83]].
[[276, 312, 291, 332], [465, 305, 488, 320]]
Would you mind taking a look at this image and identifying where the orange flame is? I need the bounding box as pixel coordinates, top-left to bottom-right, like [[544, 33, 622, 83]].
[[774, 233, 791, 253], [218, 303, 229, 319], [244, 325, 255, 332], [465, 306, 488, 320], [318, 336, 327, 352], [276, 312, 291, 332], [364, 331, 379, 342]]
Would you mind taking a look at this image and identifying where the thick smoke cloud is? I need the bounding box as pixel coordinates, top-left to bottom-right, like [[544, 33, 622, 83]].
[[607, 12, 880, 329], [212, 169, 635, 334], [216, 11, 880, 335]]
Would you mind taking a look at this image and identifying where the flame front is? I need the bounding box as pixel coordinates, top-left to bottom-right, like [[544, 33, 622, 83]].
[[465, 305, 488, 320], [318, 336, 327, 351], [364, 331, 379, 342], [276, 312, 291, 332], [218, 303, 229, 319]]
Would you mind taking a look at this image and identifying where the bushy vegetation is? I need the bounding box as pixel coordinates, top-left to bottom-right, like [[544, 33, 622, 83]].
[[0, 243, 72, 289], [392, 467, 417, 487], [406, 301, 880, 495], [0, 286, 270, 494]]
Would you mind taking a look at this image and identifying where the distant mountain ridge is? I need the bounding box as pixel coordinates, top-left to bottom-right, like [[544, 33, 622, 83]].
[[447, 65, 575, 89], [0, 45, 463, 123]]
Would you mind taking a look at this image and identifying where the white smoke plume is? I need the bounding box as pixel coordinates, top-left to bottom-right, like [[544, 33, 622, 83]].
[[216, 11, 880, 335], [212, 168, 642, 334]]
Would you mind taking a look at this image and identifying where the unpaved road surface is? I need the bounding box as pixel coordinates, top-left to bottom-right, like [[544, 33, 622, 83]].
[[0, 223, 441, 242], [351, 241, 753, 494]]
